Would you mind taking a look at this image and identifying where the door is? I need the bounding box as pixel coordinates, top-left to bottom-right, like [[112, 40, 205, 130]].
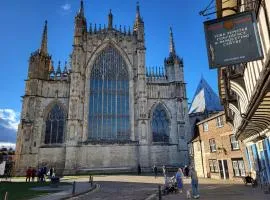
[[219, 160, 229, 180], [223, 160, 229, 179], [218, 160, 224, 179]]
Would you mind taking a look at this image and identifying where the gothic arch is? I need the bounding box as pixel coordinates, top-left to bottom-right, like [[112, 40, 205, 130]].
[[42, 100, 67, 120], [42, 100, 67, 145], [85, 40, 133, 79], [83, 40, 135, 141], [149, 102, 171, 143], [148, 101, 172, 120]]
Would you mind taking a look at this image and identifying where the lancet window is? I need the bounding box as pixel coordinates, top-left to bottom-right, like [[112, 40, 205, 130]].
[[88, 46, 130, 140], [151, 104, 170, 142], [44, 104, 65, 144]]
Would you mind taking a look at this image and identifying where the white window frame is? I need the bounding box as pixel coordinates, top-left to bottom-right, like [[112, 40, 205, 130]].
[[216, 116, 224, 128], [203, 122, 209, 132], [232, 158, 246, 177], [209, 138, 217, 152], [230, 135, 240, 150], [209, 159, 219, 173]]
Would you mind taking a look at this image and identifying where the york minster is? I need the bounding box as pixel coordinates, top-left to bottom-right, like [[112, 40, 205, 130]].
[[15, 1, 190, 175]]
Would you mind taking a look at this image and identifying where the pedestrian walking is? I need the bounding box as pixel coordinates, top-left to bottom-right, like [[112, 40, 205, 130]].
[[175, 168, 184, 193], [37, 168, 42, 182], [162, 165, 166, 176], [31, 168, 36, 182], [26, 167, 32, 182], [184, 165, 190, 177], [162, 165, 167, 184], [153, 165, 158, 178], [137, 164, 141, 175], [49, 167, 54, 178], [190, 167, 200, 199]]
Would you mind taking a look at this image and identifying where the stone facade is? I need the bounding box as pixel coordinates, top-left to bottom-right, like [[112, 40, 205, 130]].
[[15, 2, 191, 175], [191, 112, 249, 180]]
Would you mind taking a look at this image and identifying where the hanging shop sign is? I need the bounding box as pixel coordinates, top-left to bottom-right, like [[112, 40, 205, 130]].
[[204, 11, 263, 68]]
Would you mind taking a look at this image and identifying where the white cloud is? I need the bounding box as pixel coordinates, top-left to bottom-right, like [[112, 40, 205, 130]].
[[0, 109, 20, 130], [0, 142, 16, 150], [61, 3, 71, 11]]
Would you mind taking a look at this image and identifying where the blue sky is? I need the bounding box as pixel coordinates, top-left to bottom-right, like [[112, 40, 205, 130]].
[[0, 0, 217, 142]]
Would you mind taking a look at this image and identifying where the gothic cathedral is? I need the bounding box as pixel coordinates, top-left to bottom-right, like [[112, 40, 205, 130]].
[[15, 1, 191, 175]]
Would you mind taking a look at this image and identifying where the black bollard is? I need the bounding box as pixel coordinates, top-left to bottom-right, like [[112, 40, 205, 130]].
[[158, 185, 162, 200], [72, 181, 76, 195], [89, 175, 91, 183], [91, 176, 93, 187]]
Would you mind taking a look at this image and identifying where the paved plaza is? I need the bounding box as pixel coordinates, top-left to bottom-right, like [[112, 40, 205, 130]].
[[66, 175, 270, 200]]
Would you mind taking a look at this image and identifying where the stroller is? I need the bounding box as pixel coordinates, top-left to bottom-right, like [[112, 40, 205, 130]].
[[243, 173, 257, 187], [162, 176, 178, 195]]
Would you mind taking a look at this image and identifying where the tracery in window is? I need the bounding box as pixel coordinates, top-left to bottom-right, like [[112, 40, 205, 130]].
[[45, 104, 65, 144], [88, 46, 130, 140], [151, 104, 170, 142]]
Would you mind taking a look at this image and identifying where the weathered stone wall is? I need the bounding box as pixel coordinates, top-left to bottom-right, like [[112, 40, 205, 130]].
[[192, 141, 205, 177], [15, 79, 69, 174], [63, 144, 183, 174], [38, 147, 66, 174]]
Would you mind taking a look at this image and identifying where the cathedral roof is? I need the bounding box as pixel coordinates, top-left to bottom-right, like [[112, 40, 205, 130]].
[[189, 77, 223, 114]]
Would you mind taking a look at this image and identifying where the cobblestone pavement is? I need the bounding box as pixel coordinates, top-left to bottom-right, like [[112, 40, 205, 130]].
[[68, 176, 270, 200]]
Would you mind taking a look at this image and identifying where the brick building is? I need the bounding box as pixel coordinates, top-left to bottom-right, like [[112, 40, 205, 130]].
[[191, 111, 249, 180]]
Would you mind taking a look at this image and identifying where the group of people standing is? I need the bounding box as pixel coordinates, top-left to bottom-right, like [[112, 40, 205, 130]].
[[26, 166, 55, 182], [159, 165, 200, 199], [175, 167, 199, 199], [25, 167, 36, 182]]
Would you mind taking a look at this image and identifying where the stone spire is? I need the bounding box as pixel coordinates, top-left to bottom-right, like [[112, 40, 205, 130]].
[[40, 20, 48, 55], [108, 9, 113, 29], [74, 0, 87, 45], [79, 0, 84, 17], [169, 27, 175, 55], [133, 1, 143, 31], [133, 1, 144, 42], [136, 1, 141, 19]]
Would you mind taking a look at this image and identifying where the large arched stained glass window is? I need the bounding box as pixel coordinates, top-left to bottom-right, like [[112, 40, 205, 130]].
[[44, 104, 65, 144], [89, 46, 130, 140], [151, 104, 170, 142]]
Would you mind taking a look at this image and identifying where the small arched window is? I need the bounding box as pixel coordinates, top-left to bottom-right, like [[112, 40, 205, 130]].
[[45, 104, 65, 144], [151, 104, 170, 142]]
